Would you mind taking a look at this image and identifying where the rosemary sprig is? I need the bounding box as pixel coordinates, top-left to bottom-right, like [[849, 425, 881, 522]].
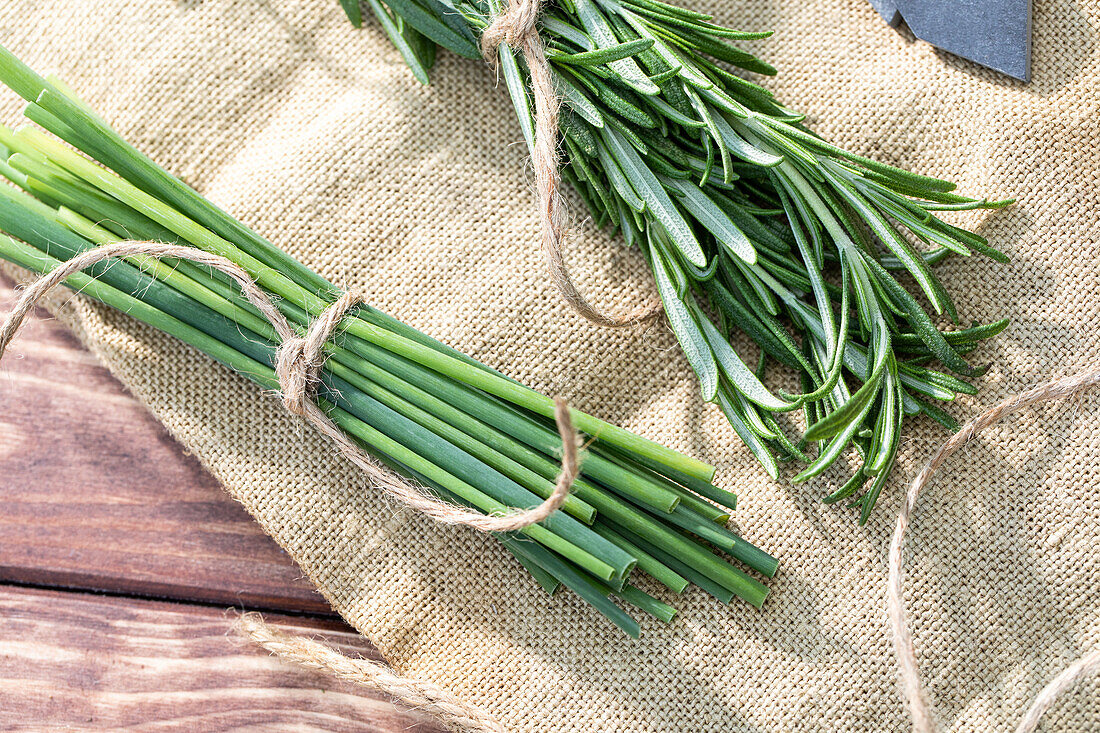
[[341, 0, 1010, 520], [0, 46, 778, 635]]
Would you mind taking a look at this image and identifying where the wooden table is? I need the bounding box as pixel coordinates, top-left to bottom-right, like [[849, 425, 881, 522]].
[[0, 274, 446, 731]]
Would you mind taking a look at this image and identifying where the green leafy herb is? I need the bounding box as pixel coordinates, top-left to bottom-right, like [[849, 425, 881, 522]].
[[341, 0, 1010, 521]]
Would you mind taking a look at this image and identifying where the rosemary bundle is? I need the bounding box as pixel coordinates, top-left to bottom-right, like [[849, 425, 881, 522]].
[[341, 0, 1011, 520], [0, 47, 780, 636]]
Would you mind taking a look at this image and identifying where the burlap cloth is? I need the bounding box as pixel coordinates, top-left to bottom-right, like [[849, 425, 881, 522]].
[[2, 0, 1098, 730]]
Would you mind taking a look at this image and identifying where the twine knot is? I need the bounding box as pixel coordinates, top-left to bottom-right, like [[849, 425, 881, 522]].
[[480, 0, 542, 59], [274, 338, 313, 416], [275, 288, 365, 416]]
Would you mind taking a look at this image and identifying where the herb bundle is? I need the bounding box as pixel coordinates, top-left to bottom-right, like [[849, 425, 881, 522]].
[[0, 47, 780, 636], [341, 0, 1010, 520]]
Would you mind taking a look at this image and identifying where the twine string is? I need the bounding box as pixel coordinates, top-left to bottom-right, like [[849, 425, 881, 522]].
[[480, 0, 662, 329], [0, 240, 580, 533], [235, 612, 506, 732], [889, 367, 1100, 733]]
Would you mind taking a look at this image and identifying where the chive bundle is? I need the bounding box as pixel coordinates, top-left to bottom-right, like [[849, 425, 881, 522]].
[[340, 0, 1011, 520], [0, 47, 778, 636]]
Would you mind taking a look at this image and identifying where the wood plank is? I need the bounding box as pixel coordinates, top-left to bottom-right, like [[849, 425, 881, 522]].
[[0, 274, 332, 614], [0, 584, 446, 731]]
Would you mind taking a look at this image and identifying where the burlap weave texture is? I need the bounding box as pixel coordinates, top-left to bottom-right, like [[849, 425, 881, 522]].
[[1, 0, 1098, 730]]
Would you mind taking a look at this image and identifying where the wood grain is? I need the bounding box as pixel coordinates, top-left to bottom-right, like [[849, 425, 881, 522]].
[[0, 274, 331, 614], [0, 273, 453, 731], [0, 585, 445, 731]]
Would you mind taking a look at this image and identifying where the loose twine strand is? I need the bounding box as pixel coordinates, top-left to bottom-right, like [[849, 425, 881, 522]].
[[0, 240, 581, 534], [889, 366, 1100, 733], [235, 612, 506, 733], [480, 0, 662, 328]]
